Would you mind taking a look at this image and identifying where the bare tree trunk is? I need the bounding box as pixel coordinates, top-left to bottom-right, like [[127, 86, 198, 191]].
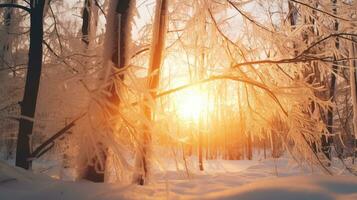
[[324, 0, 340, 161], [247, 132, 252, 160], [271, 130, 281, 158], [134, 0, 168, 185], [349, 38, 357, 161], [198, 121, 204, 170], [16, 0, 46, 169], [263, 137, 266, 159]]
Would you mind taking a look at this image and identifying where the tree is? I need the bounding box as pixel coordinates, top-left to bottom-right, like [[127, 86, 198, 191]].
[[14, 0, 46, 170], [133, 0, 168, 185], [81, 0, 98, 46], [349, 38, 357, 161], [0, 0, 17, 160], [0, 0, 16, 70], [79, 0, 133, 182], [324, 0, 340, 160], [79, 0, 103, 182]]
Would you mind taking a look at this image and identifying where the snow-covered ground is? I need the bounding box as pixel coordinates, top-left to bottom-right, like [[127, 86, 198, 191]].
[[1, 157, 357, 200]]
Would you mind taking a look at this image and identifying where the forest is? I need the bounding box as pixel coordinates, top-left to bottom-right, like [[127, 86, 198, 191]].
[[0, 0, 357, 199]]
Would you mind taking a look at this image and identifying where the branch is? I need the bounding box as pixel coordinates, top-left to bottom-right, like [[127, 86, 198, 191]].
[[289, 0, 350, 21], [0, 102, 18, 113], [226, 0, 273, 33], [94, 0, 106, 17], [49, 4, 63, 53], [233, 56, 328, 67], [153, 75, 288, 116], [232, 33, 357, 68], [42, 40, 79, 73], [207, 8, 242, 49], [0, 3, 31, 13], [31, 113, 86, 159]]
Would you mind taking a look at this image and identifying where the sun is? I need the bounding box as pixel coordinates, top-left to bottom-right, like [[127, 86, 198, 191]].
[[175, 88, 207, 122]]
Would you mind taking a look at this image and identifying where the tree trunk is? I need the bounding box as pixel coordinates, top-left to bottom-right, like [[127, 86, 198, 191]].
[[16, 0, 46, 169], [247, 132, 252, 160], [79, 0, 105, 183], [134, 0, 168, 185], [0, 0, 17, 160], [80, 0, 131, 182], [81, 0, 97, 46], [198, 121, 204, 170], [0, 0, 16, 70], [349, 38, 357, 159], [324, 0, 339, 160]]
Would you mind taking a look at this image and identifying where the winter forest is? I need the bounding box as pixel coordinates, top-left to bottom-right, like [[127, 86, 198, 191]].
[[0, 0, 357, 199]]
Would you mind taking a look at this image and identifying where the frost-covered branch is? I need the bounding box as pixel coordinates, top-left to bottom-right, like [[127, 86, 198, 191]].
[[289, 0, 350, 21]]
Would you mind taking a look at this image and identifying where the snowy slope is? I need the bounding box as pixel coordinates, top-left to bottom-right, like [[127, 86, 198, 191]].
[[1, 159, 357, 200]]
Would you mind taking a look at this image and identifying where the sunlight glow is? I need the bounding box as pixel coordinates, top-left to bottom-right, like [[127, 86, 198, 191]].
[[176, 88, 207, 122]]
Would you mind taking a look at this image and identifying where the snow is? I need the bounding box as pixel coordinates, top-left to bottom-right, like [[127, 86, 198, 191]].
[[1, 158, 357, 200], [203, 176, 357, 200]]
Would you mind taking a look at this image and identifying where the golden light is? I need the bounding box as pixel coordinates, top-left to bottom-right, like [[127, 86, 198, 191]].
[[175, 88, 207, 122]]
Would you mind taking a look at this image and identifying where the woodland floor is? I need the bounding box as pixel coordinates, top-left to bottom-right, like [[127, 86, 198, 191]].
[[1, 156, 357, 200]]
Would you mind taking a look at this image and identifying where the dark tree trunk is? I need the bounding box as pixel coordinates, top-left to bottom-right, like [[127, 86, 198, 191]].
[[247, 132, 252, 160], [81, 0, 91, 45], [112, 0, 131, 69], [271, 131, 281, 158], [198, 128, 204, 170], [263, 138, 266, 159], [15, 0, 45, 169]]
